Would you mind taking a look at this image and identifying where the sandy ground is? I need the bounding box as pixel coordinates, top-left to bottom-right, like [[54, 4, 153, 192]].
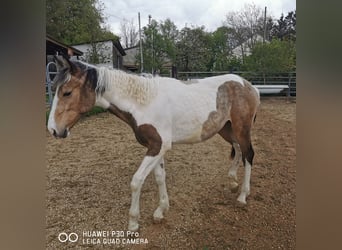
[[46, 97, 296, 249]]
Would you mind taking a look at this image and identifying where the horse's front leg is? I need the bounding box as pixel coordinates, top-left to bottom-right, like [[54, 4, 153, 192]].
[[128, 154, 163, 231], [153, 157, 169, 222]]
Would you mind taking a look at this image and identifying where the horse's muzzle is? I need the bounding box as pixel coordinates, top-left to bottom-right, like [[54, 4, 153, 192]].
[[51, 128, 69, 138]]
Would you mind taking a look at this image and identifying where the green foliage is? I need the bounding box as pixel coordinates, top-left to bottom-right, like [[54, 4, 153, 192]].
[[85, 42, 112, 64], [46, 0, 117, 45], [134, 10, 295, 75], [138, 19, 179, 74], [270, 11, 296, 41], [84, 106, 106, 117], [227, 56, 244, 71], [176, 26, 211, 72], [244, 39, 296, 74], [208, 26, 231, 71]]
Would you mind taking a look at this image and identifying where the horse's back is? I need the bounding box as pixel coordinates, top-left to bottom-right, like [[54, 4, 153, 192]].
[[197, 74, 245, 87]]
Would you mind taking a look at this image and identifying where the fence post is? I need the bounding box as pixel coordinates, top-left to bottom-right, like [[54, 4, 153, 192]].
[[287, 72, 292, 102]]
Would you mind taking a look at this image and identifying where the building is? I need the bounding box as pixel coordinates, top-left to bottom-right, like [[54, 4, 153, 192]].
[[122, 45, 174, 76], [46, 35, 83, 62], [123, 45, 139, 72], [71, 39, 126, 69]]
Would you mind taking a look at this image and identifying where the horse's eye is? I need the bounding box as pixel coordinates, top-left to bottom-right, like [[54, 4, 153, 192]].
[[63, 91, 72, 97]]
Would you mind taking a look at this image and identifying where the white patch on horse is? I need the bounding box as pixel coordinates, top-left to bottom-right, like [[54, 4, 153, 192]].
[[153, 157, 169, 222], [95, 95, 110, 109], [47, 86, 59, 135], [237, 160, 252, 204], [228, 142, 241, 192], [129, 155, 164, 231]]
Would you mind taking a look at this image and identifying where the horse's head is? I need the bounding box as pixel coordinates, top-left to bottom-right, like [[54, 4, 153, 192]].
[[47, 56, 97, 138]]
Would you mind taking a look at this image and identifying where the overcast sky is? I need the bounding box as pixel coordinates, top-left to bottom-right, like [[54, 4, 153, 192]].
[[102, 0, 296, 36]]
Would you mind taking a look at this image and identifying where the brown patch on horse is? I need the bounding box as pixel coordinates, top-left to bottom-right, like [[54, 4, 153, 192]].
[[108, 103, 137, 129], [201, 83, 231, 141], [136, 125, 162, 156], [226, 80, 259, 164], [108, 103, 162, 156], [54, 70, 96, 129], [202, 80, 259, 139], [218, 120, 235, 144], [202, 80, 259, 163]]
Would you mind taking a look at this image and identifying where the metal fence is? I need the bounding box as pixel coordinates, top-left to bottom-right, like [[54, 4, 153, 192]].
[[46, 62, 57, 107], [176, 71, 296, 97]]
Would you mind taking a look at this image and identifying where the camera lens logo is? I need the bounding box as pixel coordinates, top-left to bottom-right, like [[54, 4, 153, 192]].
[[58, 232, 78, 243]]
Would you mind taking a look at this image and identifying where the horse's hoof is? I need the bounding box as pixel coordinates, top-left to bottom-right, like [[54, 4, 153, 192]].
[[229, 182, 239, 193], [128, 221, 139, 232], [153, 209, 165, 223], [153, 216, 164, 224], [237, 196, 247, 206]]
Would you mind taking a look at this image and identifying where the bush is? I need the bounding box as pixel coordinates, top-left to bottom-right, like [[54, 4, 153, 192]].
[[244, 39, 296, 74]]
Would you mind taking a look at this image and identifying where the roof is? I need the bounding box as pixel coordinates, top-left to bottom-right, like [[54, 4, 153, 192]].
[[46, 35, 83, 56]]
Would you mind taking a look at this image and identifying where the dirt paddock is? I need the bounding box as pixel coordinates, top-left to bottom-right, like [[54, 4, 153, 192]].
[[46, 97, 296, 249]]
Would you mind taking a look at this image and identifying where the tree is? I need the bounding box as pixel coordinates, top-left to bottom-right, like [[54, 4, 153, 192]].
[[176, 26, 211, 72], [271, 11, 296, 41], [208, 26, 234, 71], [141, 19, 164, 73], [84, 42, 112, 64], [225, 3, 272, 62], [244, 39, 296, 74], [46, 0, 117, 45], [120, 18, 138, 48], [136, 18, 179, 74], [159, 19, 179, 65]]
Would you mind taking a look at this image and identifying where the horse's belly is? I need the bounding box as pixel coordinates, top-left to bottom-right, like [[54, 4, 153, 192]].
[[170, 92, 218, 144], [172, 118, 206, 144]]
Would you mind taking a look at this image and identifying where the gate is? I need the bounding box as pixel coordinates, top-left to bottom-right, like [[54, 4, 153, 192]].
[[46, 62, 57, 107]]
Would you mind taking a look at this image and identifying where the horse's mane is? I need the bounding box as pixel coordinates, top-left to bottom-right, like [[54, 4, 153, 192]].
[[96, 66, 159, 105], [53, 60, 159, 105]]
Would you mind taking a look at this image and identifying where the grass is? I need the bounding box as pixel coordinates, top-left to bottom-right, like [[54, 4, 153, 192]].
[[84, 106, 106, 117]]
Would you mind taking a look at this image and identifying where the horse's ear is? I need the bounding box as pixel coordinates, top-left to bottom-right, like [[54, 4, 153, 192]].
[[53, 54, 77, 74], [61, 54, 77, 74], [53, 55, 65, 71]]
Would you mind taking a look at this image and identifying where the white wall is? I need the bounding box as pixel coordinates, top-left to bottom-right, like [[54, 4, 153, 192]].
[[72, 41, 114, 68]]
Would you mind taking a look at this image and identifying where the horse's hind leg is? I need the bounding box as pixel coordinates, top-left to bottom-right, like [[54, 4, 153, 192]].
[[237, 142, 254, 204], [228, 142, 242, 193], [232, 123, 254, 205], [218, 121, 241, 193], [153, 157, 169, 222]]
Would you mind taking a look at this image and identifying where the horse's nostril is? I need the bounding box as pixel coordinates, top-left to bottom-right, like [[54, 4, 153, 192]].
[[62, 129, 68, 138], [52, 129, 57, 137]]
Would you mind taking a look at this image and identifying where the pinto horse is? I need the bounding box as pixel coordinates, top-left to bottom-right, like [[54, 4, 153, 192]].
[[47, 56, 260, 231]]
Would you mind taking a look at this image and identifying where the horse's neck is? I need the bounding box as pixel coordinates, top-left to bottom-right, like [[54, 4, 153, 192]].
[[98, 68, 158, 110]]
